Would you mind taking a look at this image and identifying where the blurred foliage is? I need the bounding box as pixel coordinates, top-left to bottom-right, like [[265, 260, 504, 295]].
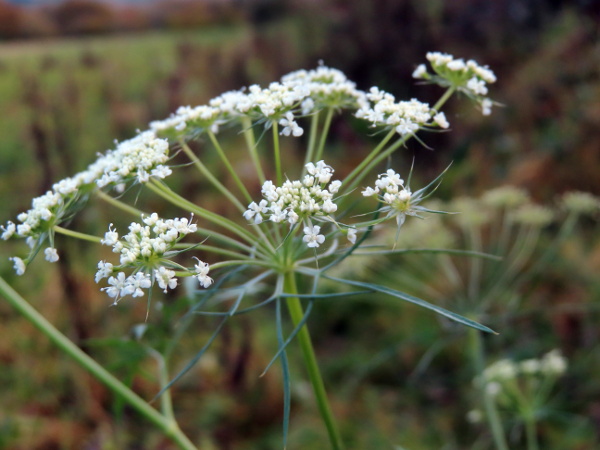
[[0, 0, 599, 448]]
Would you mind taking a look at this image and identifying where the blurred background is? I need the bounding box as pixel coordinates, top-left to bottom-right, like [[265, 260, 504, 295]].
[[0, 0, 599, 448]]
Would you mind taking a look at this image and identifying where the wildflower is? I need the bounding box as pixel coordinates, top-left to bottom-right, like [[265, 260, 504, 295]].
[[279, 112, 304, 137], [154, 266, 178, 293], [561, 191, 600, 215], [433, 112, 449, 129], [511, 204, 554, 227], [44, 247, 59, 263], [95, 261, 114, 283], [244, 161, 341, 230], [1, 221, 15, 240], [194, 258, 213, 288], [347, 228, 357, 244], [9, 256, 26, 276], [482, 186, 529, 209], [303, 225, 325, 248]]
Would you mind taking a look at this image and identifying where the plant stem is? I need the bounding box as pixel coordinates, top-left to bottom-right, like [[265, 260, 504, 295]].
[[314, 108, 334, 162], [524, 411, 539, 450], [241, 116, 266, 184], [207, 130, 253, 204], [302, 111, 321, 174], [0, 276, 197, 450], [272, 121, 282, 186], [179, 140, 246, 213], [468, 327, 509, 450], [54, 225, 102, 244], [96, 190, 146, 217], [283, 271, 344, 450]]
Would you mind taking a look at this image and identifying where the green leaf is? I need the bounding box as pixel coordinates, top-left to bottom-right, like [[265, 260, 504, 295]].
[[324, 275, 496, 334]]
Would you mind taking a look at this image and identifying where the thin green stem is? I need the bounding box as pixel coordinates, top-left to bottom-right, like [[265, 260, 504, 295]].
[[241, 116, 266, 184], [468, 327, 509, 450], [96, 190, 145, 217], [207, 130, 253, 204], [314, 108, 334, 162], [54, 226, 102, 244], [283, 271, 344, 450], [340, 128, 396, 190], [0, 277, 196, 450], [432, 85, 457, 112], [524, 413, 539, 450], [147, 180, 271, 253], [302, 111, 321, 174], [272, 122, 282, 186], [147, 348, 176, 423], [179, 140, 246, 213], [172, 243, 250, 260]]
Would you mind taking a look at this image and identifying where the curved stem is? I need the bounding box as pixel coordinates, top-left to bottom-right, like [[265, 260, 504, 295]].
[[314, 108, 334, 162], [179, 140, 246, 213], [0, 277, 197, 450], [283, 271, 344, 450], [146, 180, 272, 254], [468, 327, 509, 450], [54, 225, 102, 244], [302, 111, 321, 174], [241, 116, 266, 184], [96, 190, 145, 216], [207, 130, 253, 204]]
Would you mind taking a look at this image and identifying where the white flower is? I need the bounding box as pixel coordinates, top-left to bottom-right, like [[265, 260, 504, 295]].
[[347, 228, 357, 244], [1, 222, 15, 240], [44, 247, 59, 263], [279, 112, 304, 137], [9, 257, 26, 276], [243, 200, 269, 224], [103, 272, 128, 301], [154, 266, 178, 293], [95, 261, 114, 283], [433, 112, 449, 129], [466, 77, 488, 95], [194, 258, 213, 288], [303, 225, 325, 248], [101, 224, 119, 246], [481, 98, 493, 116], [412, 64, 427, 79]]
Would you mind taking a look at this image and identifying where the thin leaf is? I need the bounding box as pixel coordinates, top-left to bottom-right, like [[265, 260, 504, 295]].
[[153, 289, 247, 400], [352, 248, 502, 261], [324, 275, 496, 334], [260, 300, 314, 377]]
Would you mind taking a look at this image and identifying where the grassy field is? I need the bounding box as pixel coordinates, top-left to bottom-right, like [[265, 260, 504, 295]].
[[1, 10, 599, 450]]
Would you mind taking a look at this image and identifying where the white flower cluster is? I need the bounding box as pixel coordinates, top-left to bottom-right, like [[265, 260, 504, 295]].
[[362, 169, 415, 226], [482, 349, 567, 386], [149, 66, 365, 138], [92, 131, 172, 187], [100, 214, 198, 266], [414, 52, 497, 115], [244, 160, 341, 226], [96, 214, 212, 303], [244, 161, 345, 248], [2, 130, 171, 273], [356, 87, 437, 135]]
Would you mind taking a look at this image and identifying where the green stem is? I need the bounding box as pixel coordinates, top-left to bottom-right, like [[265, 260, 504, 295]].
[[272, 122, 282, 186], [302, 111, 321, 174], [96, 190, 145, 217], [179, 140, 246, 213], [146, 180, 271, 254], [283, 271, 344, 450], [147, 348, 176, 423], [524, 411, 539, 450], [314, 108, 334, 162], [241, 116, 266, 184], [207, 130, 253, 204], [54, 225, 102, 244], [340, 128, 396, 191], [468, 327, 509, 450], [0, 277, 196, 450]]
